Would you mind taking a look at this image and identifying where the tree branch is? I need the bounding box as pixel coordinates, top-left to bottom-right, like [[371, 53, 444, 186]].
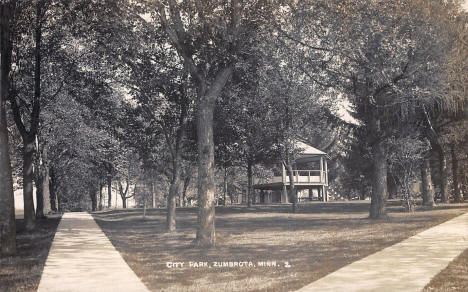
[[274, 23, 331, 52], [8, 92, 28, 138], [206, 65, 233, 102], [157, 1, 204, 85]]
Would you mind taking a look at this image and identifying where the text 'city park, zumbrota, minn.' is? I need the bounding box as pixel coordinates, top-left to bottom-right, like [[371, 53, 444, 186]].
[[165, 261, 292, 268]]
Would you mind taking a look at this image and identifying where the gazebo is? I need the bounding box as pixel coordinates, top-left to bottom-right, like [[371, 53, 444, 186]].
[[252, 142, 329, 203]]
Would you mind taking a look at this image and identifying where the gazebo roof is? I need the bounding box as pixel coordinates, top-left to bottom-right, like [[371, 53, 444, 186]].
[[296, 141, 327, 156]]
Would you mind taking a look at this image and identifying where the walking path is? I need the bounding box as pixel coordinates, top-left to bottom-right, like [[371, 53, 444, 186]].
[[37, 212, 149, 292], [297, 212, 468, 292]]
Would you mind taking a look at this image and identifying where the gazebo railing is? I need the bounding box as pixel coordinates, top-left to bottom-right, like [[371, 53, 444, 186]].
[[285, 170, 326, 184], [255, 170, 327, 185]]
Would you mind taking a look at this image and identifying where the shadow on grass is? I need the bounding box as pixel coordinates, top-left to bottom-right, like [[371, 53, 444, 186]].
[[95, 201, 374, 222], [0, 215, 61, 292], [93, 201, 468, 292]]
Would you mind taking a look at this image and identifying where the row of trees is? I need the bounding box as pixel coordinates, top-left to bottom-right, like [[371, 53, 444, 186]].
[[1, 0, 467, 255], [336, 0, 468, 212]]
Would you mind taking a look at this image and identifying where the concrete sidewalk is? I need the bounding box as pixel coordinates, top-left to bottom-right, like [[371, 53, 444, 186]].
[[37, 212, 149, 292], [297, 212, 468, 292]]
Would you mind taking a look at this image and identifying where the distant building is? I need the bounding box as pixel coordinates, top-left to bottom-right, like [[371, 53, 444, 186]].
[[251, 142, 329, 204]]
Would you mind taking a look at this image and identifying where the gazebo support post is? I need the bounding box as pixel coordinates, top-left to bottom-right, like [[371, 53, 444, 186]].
[[282, 184, 288, 203]]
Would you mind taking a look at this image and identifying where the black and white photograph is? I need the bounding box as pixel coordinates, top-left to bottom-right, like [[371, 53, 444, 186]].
[[1, 0, 467, 291]]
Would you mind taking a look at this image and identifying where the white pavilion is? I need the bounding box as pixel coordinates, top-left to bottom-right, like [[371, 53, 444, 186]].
[[252, 141, 329, 203]]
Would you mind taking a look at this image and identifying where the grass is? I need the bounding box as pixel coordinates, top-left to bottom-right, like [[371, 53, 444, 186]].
[[92, 200, 468, 292], [423, 248, 468, 292], [0, 215, 60, 292]]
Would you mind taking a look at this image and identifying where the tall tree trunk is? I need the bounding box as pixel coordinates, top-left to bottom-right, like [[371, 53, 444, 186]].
[[247, 160, 253, 207], [57, 184, 62, 212], [422, 106, 448, 203], [403, 173, 413, 212], [285, 162, 297, 213], [387, 172, 397, 200], [158, 0, 237, 245], [360, 184, 366, 200], [41, 148, 50, 216], [193, 67, 232, 246], [182, 174, 191, 207], [23, 137, 36, 230], [118, 179, 130, 209], [142, 193, 147, 220], [165, 83, 188, 230], [35, 141, 51, 218], [35, 172, 44, 219], [49, 168, 56, 211], [166, 176, 179, 231], [151, 180, 156, 208], [195, 99, 216, 246], [223, 166, 228, 206], [421, 158, 435, 207], [451, 143, 462, 203], [438, 149, 449, 203], [370, 140, 388, 218], [0, 106, 15, 255], [154, 51, 232, 244], [24, 0, 44, 226], [41, 162, 51, 215], [21, 0, 43, 229], [107, 175, 112, 208], [31, 1, 43, 219], [89, 187, 97, 211], [0, 1, 16, 254], [98, 183, 103, 210], [228, 186, 234, 205], [166, 145, 182, 231], [463, 174, 468, 202], [463, 165, 468, 202]]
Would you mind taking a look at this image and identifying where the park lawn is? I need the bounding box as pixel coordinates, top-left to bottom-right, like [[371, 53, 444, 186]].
[[0, 215, 60, 292], [93, 200, 468, 292], [423, 248, 468, 292]]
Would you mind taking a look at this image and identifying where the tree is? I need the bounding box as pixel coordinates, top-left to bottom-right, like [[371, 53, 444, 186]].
[[412, 2, 468, 204], [117, 89, 193, 229], [215, 57, 279, 208], [117, 179, 132, 209], [329, 0, 451, 218], [450, 142, 462, 202], [8, 0, 44, 229], [156, 0, 276, 246], [421, 156, 436, 207], [126, 66, 193, 231], [420, 106, 451, 203], [81, 0, 197, 230], [42, 89, 118, 211], [34, 133, 52, 218], [0, 0, 17, 256], [341, 131, 373, 200], [261, 0, 348, 211], [116, 151, 140, 209], [444, 9, 468, 203], [7, 0, 82, 226], [388, 136, 430, 211]]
